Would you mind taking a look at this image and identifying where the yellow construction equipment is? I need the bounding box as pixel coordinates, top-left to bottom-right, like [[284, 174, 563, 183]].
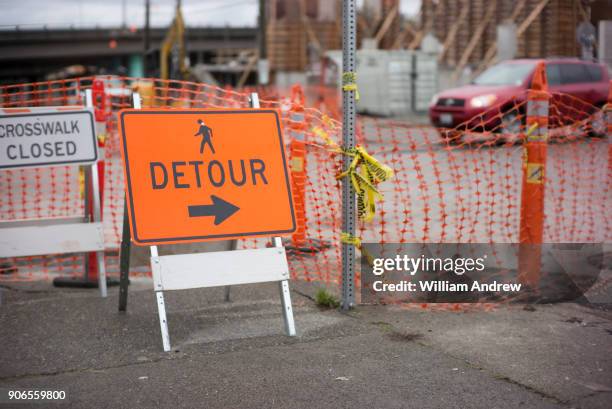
[[160, 2, 187, 80]]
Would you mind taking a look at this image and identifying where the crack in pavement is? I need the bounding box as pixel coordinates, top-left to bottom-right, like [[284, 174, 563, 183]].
[[0, 324, 372, 383], [367, 320, 570, 406]]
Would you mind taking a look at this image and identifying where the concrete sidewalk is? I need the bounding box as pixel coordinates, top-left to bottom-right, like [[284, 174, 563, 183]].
[[0, 279, 611, 409]]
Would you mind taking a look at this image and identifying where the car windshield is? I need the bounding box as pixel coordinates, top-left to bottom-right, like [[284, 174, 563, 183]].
[[473, 62, 536, 86]]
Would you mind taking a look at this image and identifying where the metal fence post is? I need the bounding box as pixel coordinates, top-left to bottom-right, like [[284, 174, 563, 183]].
[[341, 0, 357, 310], [118, 92, 141, 312]]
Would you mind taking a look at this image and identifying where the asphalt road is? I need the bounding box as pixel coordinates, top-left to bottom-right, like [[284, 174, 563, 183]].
[[0, 280, 611, 408]]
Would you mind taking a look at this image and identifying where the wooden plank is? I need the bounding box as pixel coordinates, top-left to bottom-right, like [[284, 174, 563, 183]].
[[410, 0, 443, 50], [0, 217, 85, 228], [510, 0, 530, 24], [0, 222, 104, 258], [236, 52, 259, 89], [453, 3, 496, 81], [152, 247, 290, 291], [358, 14, 374, 38], [517, 0, 550, 37], [374, 4, 399, 45], [438, 0, 469, 62], [299, 0, 322, 52], [473, 0, 529, 75], [391, 21, 417, 49]]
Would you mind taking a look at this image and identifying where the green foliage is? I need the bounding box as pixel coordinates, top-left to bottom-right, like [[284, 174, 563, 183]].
[[314, 288, 340, 309]]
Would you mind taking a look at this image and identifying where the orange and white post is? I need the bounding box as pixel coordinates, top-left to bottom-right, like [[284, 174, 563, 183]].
[[86, 79, 108, 284], [288, 85, 308, 248], [518, 62, 549, 288]]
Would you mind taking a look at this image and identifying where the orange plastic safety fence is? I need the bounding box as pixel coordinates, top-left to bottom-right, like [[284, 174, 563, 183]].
[[1, 77, 610, 302]]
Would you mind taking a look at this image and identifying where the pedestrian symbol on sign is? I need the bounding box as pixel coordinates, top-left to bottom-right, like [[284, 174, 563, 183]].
[[195, 119, 215, 154]]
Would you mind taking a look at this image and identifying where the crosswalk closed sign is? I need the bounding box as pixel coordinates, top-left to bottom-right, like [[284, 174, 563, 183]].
[[0, 108, 97, 169], [118, 109, 296, 245]]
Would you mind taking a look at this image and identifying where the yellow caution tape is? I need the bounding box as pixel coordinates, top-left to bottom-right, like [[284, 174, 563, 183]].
[[311, 124, 393, 221], [342, 72, 360, 101], [311, 120, 393, 257], [340, 231, 361, 247], [526, 122, 538, 135], [336, 146, 394, 222], [312, 126, 338, 148], [341, 232, 374, 266], [524, 122, 548, 142], [522, 122, 540, 169], [525, 122, 538, 138], [321, 114, 336, 129]]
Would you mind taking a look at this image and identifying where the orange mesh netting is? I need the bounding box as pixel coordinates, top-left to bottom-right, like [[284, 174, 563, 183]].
[[1, 77, 610, 298]]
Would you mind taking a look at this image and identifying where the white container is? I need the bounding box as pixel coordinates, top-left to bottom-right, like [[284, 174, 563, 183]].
[[325, 49, 438, 116]]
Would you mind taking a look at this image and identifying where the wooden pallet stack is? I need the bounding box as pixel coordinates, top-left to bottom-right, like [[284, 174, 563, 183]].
[[267, 21, 307, 71], [359, 0, 402, 49], [421, 0, 588, 74], [266, 0, 341, 72], [266, 0, 405, 72], [544, 0, 581, 57]]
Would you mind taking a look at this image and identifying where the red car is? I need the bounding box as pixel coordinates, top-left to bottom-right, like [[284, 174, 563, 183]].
[[429, 58, 610, 138]]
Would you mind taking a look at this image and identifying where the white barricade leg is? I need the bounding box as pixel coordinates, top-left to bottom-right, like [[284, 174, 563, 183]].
[[91, 162, 107, 297], [96, 251, 107, 298], [272, 236, 296, 336], [279, 280, 296, 336], [151, 245, 171, 351], [156, 291, 171, 352]]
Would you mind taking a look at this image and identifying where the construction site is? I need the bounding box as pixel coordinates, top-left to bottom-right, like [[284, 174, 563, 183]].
[[0, 0, 611, 408]]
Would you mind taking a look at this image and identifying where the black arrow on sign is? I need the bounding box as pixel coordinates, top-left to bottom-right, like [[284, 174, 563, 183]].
[[187, 195, 240, 225]]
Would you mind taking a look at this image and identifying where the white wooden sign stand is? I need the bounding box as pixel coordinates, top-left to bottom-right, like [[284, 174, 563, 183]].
[[0, 90, 107, 297], [128, 92, 296, 352]]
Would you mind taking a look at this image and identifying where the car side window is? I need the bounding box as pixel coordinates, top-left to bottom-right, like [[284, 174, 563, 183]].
[[585, 65, 602, 82], [546, 64, 561, 86], [559, 63, 591, 84]]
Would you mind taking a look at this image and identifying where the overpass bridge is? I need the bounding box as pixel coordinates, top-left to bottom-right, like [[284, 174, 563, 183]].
[[0, 26, 257, 84]]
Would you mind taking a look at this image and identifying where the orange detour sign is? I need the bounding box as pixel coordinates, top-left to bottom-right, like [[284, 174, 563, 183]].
[[118, 109, 296, 245]]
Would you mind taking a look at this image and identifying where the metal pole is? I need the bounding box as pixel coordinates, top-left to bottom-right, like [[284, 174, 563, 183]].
[[122, 0, 127, 29], [143, 0, 150, 76], [118, 197, 131, 311], [83, 90, 94, 279], [257, 0, 269, 85], [88, 85, 107, 297], [258, 0, 267, 60], [118, 92, 141, 312], [341, 0, 357, 310], [91, 158, 107, 298]]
